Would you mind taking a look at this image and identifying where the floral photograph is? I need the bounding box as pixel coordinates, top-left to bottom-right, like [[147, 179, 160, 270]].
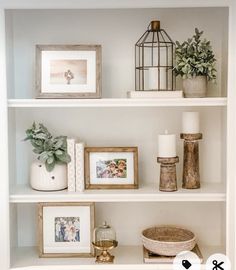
[[96, 159, 127, 179]]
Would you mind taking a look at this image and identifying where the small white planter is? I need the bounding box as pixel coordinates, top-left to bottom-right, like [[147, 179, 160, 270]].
[[30, 161, 67, 191], [183, 76, 207, 98]]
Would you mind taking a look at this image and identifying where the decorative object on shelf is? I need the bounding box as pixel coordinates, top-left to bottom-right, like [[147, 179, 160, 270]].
[[36, 45, 102, 99], [67, 139, 85, 192], [67, 138, 77, 192], [181, 112, 202, 189], [174, 28, 217, 98], [143, 244, 203, 264], [75, 142, 85, 192], [141, 226, 196, 256], [157, 157, 179, 192], [127, 90, 183, 98], [30, 161, 67, 192], [134, 20, 175, 96], [92, 221, 118, 263], [84, 147, 138, 189], [38, 202, 95, 258], [157, 131, 178, 191], [24, 123, 71, 191]]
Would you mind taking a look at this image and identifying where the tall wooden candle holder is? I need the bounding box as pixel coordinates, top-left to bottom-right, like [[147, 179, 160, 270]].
[[157, 156, 179, 192], [180, 133, 202, 189]]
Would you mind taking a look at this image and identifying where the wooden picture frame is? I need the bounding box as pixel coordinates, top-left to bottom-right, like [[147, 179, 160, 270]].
[[36, 45, 101, 99], [38, 202, 95, 258], [84, 147, 138, 189]]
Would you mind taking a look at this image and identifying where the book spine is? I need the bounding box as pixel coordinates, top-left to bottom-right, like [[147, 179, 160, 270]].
[[75, 142, 85, 192], [67, 138, 76, 192]]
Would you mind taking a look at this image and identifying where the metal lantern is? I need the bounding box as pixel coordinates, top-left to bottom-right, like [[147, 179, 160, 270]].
[[135, 20, 175, 91]]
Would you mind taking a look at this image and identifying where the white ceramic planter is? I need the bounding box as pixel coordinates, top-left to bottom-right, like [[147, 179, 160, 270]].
[[30, 161, 67, 191], [183, 76, 207, 98]]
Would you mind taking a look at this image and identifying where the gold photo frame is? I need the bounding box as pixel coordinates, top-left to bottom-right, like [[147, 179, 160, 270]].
[[84, 147, 138, 190], [38, 202, 95, 258]]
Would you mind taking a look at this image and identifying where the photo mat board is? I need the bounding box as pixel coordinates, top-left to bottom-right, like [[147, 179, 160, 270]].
[[36, 45, 101, 98], [38, 202, 95, 258], [84, 147, 138, 189]]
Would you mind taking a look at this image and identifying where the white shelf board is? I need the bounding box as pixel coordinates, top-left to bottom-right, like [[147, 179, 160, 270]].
[[10, 245, 224, 270], [1, 0, 230, 9], [10, 183, 226, 203], [8, 98, 227, 108]]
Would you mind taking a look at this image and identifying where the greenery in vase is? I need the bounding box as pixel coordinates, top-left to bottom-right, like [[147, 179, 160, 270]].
[[174, 28, 217, 81], [24, 122, 71, 172]]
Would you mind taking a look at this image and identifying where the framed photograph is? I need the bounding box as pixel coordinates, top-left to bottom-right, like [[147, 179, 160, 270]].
[[38, 202, 95, 258], [84, 147, 138, 189], [36, 45, 101, 98]]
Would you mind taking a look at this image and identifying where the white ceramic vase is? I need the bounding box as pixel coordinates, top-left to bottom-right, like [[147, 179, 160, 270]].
[[183, 76, 207, 98], [30, 161, 67, 191]]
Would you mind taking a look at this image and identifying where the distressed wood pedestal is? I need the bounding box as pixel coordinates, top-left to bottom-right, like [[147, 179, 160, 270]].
[[180, 133, 202, 189], [157, 156, 179, 192]]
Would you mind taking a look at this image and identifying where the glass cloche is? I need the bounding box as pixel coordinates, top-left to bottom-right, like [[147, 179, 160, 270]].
[[92, 221, 118, 263]]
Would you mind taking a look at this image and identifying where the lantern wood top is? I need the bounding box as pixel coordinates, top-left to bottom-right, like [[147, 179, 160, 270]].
[[150, 20, 160, 31]]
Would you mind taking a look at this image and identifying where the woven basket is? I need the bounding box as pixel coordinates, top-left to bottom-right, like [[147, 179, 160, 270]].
[[141, 226, 196, 256]]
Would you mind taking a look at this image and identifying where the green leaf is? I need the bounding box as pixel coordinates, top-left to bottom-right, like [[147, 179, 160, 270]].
[[46, 156, 54, 164], [39, 151, 49, 163], [45, 161, 55, 172], [53, 139, 64, 149], [33, 148, 43, 154], [174, 28, 216, 80], [57, 153, 71, 163], [55, 149, 63, 156]]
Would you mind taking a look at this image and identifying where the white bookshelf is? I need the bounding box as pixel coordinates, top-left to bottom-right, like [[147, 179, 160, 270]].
[[10, 245, 223, 270], [10, 183, 226, 203], [8, 98, 227, 108], [0, 2, 235, 270]]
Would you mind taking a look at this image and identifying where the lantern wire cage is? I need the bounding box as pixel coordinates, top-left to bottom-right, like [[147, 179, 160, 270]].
[[135, 21, 176, 91]]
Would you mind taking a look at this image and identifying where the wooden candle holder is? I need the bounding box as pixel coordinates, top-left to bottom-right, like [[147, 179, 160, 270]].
[[157, 156, 179, 192], [180, 133, 202, 189]]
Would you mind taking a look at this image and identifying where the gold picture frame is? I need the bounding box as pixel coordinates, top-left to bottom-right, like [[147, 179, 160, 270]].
[[36, 45, 102, 99], [84, 147, 138, 189], [38, 202, 95, 258]]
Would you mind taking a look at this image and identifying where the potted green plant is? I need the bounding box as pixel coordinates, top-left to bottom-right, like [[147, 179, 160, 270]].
[[174, 28, 217, 98], [24, 122, 71, 191]]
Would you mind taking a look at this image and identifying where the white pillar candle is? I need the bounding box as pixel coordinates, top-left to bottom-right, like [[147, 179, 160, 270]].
[[158, 130, 176, 158], [148, 67, 166, 90], [182, 112, 200, 134]]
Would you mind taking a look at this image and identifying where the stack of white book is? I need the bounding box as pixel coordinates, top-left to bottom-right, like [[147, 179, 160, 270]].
[[127, 90, 183, 98], [67, 138, 85, 192]]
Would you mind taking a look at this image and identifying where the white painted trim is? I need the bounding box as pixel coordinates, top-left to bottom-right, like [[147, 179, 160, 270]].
[[0, 0, 230, 9], [10, 245, 222, 270], [0, 8, 10, 270], [7, 98, 227, 108], [10, 183, 226, 203], [226, 0, 236, 266]]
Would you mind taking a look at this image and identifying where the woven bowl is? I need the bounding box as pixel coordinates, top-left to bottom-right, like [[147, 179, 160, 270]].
[[141, 226, 196, 256]]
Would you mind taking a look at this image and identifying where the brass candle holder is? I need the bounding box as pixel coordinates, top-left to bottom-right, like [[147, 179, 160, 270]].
[[157, 156, 179, 192], [92, 240, 118, 263], [180, 133, 202, 189], [92, 222, 118, 263]]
